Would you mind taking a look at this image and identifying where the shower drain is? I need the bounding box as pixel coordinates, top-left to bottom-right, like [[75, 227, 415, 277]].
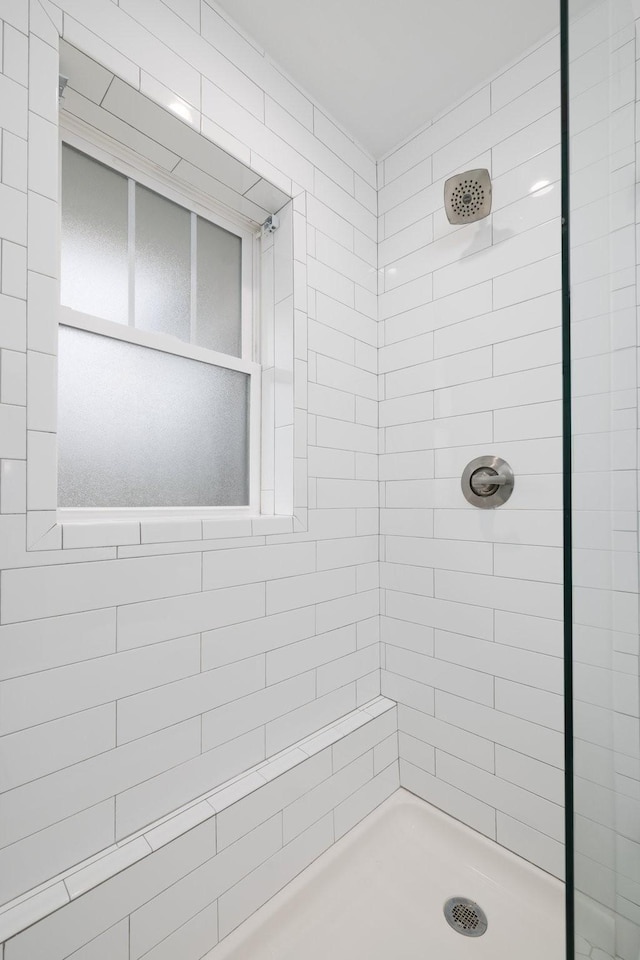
[[443, 898, 488, 938]]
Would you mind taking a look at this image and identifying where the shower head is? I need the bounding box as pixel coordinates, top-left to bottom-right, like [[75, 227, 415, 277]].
[[444, 168, 492, 224]]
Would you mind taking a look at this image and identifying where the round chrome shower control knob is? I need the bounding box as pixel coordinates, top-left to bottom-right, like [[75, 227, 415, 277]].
[[470, 468, 507, 489], [461, 456, 514, 508], [469, 468, 509, 497]]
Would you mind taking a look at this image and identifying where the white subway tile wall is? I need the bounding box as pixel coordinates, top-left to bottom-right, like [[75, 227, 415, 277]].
[[1, 0, 637, 956], [379, 32, 565, 879], [0, 0, 383, 925], [0, 702, 399, 958]]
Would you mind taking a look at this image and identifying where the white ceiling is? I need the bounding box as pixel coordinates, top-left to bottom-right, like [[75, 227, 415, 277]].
[[214, 0, 562, 158]]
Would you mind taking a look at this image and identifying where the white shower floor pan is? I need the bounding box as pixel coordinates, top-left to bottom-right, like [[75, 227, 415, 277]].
[[208, 788, 565, 960]]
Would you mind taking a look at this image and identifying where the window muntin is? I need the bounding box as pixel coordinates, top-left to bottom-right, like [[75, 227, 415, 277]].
[[60, 144, 246, 358], [58, 140, 260, 515]]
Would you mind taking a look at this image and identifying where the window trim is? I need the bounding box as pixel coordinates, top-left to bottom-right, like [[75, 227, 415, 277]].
[[58, 123, 263, 521]]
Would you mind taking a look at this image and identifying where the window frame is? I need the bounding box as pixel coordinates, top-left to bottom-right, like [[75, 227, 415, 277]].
[[57, 120, 263, 522]]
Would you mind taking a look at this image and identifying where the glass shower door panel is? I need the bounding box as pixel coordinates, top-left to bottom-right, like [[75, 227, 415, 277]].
[[568, 2, 640, 960]]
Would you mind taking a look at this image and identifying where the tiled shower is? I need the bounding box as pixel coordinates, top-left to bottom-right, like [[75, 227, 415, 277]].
[[378, 35, 564, 876], [0, 0, 637, 958]]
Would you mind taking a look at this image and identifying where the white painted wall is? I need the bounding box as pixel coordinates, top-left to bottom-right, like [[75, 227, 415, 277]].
[[378, 34, 566, 878]]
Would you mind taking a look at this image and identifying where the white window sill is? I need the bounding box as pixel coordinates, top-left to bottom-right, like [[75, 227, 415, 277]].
[[53, 514, 296, 550]]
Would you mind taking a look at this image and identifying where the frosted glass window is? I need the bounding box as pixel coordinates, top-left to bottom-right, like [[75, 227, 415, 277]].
[[57, 327, 249, 508], [196, 218, 242, 356], [135, 184, 191, 341], [61, 145, 129, 325]]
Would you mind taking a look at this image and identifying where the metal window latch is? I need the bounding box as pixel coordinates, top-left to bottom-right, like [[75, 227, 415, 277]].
[[261, 214, 279, 237]]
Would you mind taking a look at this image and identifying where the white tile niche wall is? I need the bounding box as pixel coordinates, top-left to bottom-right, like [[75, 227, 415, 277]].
[[378, 33, 566, 878], [0, 0, 381, 922]]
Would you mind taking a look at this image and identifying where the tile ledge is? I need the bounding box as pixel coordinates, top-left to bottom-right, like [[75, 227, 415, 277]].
[[0, 697, 395, 944]]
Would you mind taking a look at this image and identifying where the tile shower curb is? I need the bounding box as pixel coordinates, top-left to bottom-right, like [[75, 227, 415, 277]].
[[0, 697, 396, 944]]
